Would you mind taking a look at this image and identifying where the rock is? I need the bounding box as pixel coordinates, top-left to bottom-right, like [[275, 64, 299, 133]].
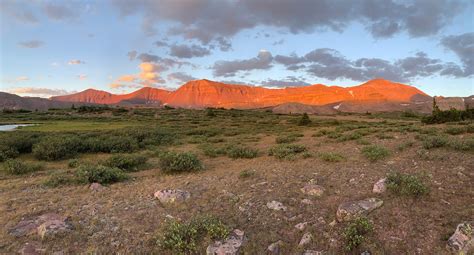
[[447, 222, 474, 253], [154, 189, 190, 203], [298, 232, 313, 246], [89, 182, 104, 192], [267, 240, 283, 254], [207, 229, 245, 255], [301, 184, 325, 197], [336, 198, 383, 222], [37, 214, 73, 239], [303, 250, 323, 255], [295, 222, 308, 231], [266, 201, 287, 211], [372, 178, 387, 194], [19, 242, 42, 255], [301, 199, 313, 205], [9, 213, 72, 239]]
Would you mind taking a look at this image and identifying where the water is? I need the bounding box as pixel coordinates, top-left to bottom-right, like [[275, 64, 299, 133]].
[[0, 124, 35, 131]]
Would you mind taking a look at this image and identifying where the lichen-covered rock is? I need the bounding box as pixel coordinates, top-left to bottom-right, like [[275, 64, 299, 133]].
[[37, 216, 73, 239], [18, 242, 42, 255], [267, 240, 283, 254], [298, 232, 313, 246], [207, 229, 245, 255], [302, 250, 323, 255], [447, 222, 473, 253], [9, 213, 72, 239], [89, 182, 104, 192], [295, 222, 308, 231], [301, 184, 325, 197], [266, 201, 287, 211], [372, 178, 387, 194], [336, 198, 383, 222], [154, 189, 190, 203]]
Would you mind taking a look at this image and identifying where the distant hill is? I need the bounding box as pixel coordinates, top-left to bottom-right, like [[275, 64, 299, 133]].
[[0, 92, 75, 111]]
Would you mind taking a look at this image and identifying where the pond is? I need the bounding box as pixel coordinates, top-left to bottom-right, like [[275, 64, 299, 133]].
[[0, 124, 35, 131]]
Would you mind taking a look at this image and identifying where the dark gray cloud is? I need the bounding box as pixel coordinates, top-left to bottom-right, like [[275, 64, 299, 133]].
[[18, 40, 44, 48], [167, 72, 197, 83], [111, 0, 466, 44], [134, 52, 194, 72], [213, 50, 273, 77], [441, 32, 474, 76], [274, 48, 467, 83], [0, 1, 38, 24], [42, 2, 78, 21], [154, 40, 169, 47], [169, 44, 211, 58], [260, 76, 311, 87], [127, 50, 137, 61]]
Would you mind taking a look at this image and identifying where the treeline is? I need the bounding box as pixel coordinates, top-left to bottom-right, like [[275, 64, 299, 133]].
[[422, 98, 473, 124]]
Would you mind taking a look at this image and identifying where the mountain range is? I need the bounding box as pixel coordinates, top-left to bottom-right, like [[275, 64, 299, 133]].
[[2, 79, 472, 113]]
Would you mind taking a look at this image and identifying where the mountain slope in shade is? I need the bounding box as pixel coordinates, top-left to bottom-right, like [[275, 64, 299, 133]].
[[0, 92, 82, 111], [51, 79, 429, 109]]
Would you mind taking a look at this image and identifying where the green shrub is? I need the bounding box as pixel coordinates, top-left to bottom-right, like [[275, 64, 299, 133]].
[[76, 164, 128, 184], [445, 126, 466, 135], [226, 145, 258, 159], [269, 144, 306, 160], [159, 152, 203, 174], [275, 133, 301, 144], [449, 138, 474, 151], [206, 108, 216, 117], [344, 217, 373, 251], [298, 113, 311, 126], [68, 159, 80, 168], [386, 172, 429, 197], [239, 169, 256, 178], [397, 141, 414, 151], [156, 215, 229, 254], [33, 136, 80, 161], [0, 145, 19, 162], [104, 154, 147, 171], [83, 136, 139, 153], [3, 159, 43, 175], [361, 145, 390, 162], [319, 152, 345, 162], [421, 135, 448, 149], [199, 144, 227, 158], [44, 173, 78, 187]]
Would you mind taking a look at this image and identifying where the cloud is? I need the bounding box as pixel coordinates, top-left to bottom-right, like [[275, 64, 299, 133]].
[[16, 76, 29, 81], [441, 32, 474, 77], [213, 50, 273, 77], [68, 59, 85, 65], [8, 87, 72, 97], [168, 72, 197, 83], [117, 74, 137, 82], [169, 44, 211, 58], [134, 52, 195, 71], [111, 0, 466, 45], [274, 48, 466, 83], [127, 50, 138, 61], [0, 1, 38, 24], [260, 76, 311, 87], [77, 74, 87, 80], [18, 40, 44, 48], [42, 2, 78, 21]]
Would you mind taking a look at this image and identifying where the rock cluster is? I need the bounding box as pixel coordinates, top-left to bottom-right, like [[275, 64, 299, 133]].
[[336, 198, 383, 222], [207, 229, 245, 255], [447, 222, 473, 253], [9, 213, 73, 239], [154, 189, 190, 203]]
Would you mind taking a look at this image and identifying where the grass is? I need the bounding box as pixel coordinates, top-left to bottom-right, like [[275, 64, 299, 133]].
[[268, 144, 306, 160], [386, 172, 429, 197], [344, 217, 373, 251], [226, 145, 259, 159], [239, 169, 256, 179], [361, 145, 390, 161], [156, 215, 229, 254]]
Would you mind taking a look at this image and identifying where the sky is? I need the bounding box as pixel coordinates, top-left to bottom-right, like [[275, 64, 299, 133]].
[[0, 0, 473, 98]]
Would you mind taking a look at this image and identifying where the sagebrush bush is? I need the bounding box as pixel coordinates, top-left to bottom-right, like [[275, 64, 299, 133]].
[[156, 215, 229, 254], [298, 113, 311, 126], [386, 172, 429, 197], [344, 217, 373, 251], [269, 144, 306, 160], [104, 154, 147, 171], [159, 152, 203, 174], [44, 172, 78, 187], [3, 159, 43, 175], [361, 145, 390, 161], [0, 145, 19, 162], [68, 159, 80, 168], [421, 135, 448, 149], [275, 134, 299, 144], [319, 152, 345, 162], [445, 126, 466, 135], [33, 136, 80, 161], [76, 164, 128, 184], [226, 145, 259, 159]]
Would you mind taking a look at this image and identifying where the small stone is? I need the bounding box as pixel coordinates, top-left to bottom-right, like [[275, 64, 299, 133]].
[[89, 182, 104, 192], [372, 178, 387, 194], [154, 189, 190, 203], [299, 232, 313, 246], [360, 251, 371, 255], [267, 240, 283, 255], [207, 229, 245, 255], [295, 222, 308, 231], [266, 201, 287, 211], [336, 198, 383, 222], [447, 222, 474, 253], [301, 184, 325, 197], [303, 250, 323, 255], [329, 220, 337, 227], [301, 199, 313, 205]]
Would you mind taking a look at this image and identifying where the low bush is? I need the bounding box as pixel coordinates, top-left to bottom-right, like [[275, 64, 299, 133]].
[[159, 152, 203, 174], [0, 145, 19, 162], [3, 159, 43, 175], [33, 136, 80, 161], [397, 141, 415, 151], [76, 164, 128, 184], [156, 215, 229, 254], [319, 152, 345, 162], [199, 144, 227, 158], [68, 159, 80, 168], [344, 217, 373, 251], [449, 138, 474, 152], [226, 145, 258, 159], [104, 154, 147, 171], [361, 145, 390, 162], [298, 113, 311, 126], [445, 126, 466, 135], [269, 144, 306, 160], [386, 172, 429, 197], [44, 172, 78, 187], [239, 169, 256, 179], [421, 135, 448, 149], [275, 135, 298, 144]]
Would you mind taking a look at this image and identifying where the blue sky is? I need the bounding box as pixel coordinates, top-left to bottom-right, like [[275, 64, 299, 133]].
[[1, 0, 473, 97]]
